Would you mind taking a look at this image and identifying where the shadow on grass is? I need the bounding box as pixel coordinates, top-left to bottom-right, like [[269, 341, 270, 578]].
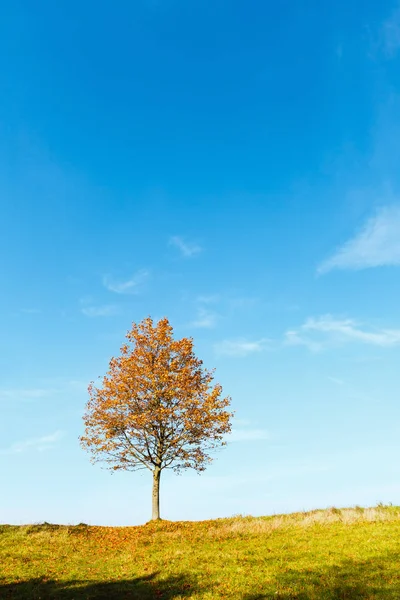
[[241, 555, 400, 600], [0, 572, 199, 599], [242, 555, 400, 599], [3, 555, 400, 599]]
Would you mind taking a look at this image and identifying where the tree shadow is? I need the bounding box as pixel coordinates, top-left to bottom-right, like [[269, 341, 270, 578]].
[[3, 555, 400, 599], [0, 572, 200, 599], [241, 555, 400, 599]]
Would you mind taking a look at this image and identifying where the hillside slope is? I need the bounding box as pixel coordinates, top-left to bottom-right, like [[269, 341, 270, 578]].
[[1, 506, 400, 599]]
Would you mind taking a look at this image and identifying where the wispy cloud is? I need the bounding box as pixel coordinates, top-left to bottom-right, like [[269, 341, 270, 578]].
[[214, 338, 270, 357], [382, 5, 400, 57], [0, 431, 64, 455], [189, 294, 220, 329], [285, 314, 400, 351], [0, 388, 56, 401], [335, 43, 343, 60], [189, 293, 259, 332], [318, 206, 400, 274], [81, 305, 120, 317], [192, 307, 218, 329], [228, 428, 270, 442], [228, 296, 260, 311], [328, 376, 345, 386], [196, 294, 220, 304], [169, 236, 202, 257], [103, 269, 150, 294]]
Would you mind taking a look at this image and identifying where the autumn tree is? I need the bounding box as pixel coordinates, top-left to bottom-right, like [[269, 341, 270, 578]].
[[80, 317, 233, 521]]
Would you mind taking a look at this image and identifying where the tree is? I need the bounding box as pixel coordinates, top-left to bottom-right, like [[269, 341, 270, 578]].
[[80, 317, 233, 521]]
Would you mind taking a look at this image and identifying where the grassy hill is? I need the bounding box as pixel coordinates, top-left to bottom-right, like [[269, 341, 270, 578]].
[[1, 505, 400, 599]]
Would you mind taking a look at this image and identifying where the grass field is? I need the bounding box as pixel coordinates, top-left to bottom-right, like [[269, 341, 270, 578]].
[[1, 505, 400, 599]]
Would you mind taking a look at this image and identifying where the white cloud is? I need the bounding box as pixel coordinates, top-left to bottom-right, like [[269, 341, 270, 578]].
[[103, 269, 150, 294], [81, 305, 119, 317], [228, 428, 270, 442], [318, 206, 400, 274], [214, 338, 270, 357], [285, 314, 400, 351], [0, 431, 64, 455], [169, 236, 202, 257]]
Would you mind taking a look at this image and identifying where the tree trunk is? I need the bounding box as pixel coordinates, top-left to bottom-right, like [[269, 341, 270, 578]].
[[151, 467, 161, 520]]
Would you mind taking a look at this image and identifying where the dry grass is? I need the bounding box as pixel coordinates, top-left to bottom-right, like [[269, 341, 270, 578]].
[[184, 505, 400, 539]]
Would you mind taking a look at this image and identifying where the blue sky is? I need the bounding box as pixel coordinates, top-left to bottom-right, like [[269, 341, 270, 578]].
[[2, 0, 400, 525]]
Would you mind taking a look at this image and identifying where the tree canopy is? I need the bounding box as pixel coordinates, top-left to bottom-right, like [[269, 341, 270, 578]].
[[81, 316, 233, 519]]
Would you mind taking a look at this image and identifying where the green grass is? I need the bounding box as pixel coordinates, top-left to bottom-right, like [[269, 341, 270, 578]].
[[1, 506, 400, 598]]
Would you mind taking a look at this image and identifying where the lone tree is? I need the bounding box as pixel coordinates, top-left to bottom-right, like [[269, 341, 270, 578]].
[[81, 316, 233, 520]]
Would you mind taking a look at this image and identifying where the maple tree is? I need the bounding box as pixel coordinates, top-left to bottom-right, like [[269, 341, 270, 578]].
[[81, 316, 233, 520]]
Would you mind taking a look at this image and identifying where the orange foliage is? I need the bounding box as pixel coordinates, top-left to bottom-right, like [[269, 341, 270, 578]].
[[80, 317, 233, 476]]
